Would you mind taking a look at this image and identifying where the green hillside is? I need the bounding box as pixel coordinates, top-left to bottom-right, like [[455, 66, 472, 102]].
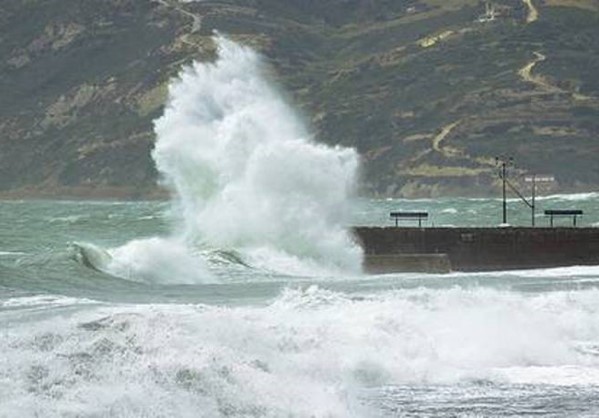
[[0, 0, 598, 198]]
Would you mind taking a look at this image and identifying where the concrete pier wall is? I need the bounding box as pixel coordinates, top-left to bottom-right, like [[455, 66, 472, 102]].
[[354, 227, 599, 272], [362, 254, 451, 274]]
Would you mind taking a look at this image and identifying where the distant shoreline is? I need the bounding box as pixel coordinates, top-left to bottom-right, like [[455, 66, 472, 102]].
[[0, 185, 597, 202], [0, 186, 170, 202]]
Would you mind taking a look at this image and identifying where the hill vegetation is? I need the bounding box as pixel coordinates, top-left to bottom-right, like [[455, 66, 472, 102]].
[[0, 0, 598, 198]]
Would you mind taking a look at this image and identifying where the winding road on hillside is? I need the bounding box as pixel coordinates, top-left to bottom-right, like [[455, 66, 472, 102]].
[[522, 0, 539, 24], [518, 52, 552, 90], [432, 121, 462, 158], [156, 0, 203, 48], [518, 51, 592, 100]]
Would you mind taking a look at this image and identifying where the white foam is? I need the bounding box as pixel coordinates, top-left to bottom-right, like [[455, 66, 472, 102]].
[[536, 192, 599, 202], [0, 251, 26, 256], [1, 295, 98, 309], [440, 208, 458, 214], [48, 215, 84, 223], [152, 35, 362, 275], [107, 237, 214, 284], [496, 365, 599, 386], [3, 287, 599, 415], [242, 247, 354, 277], [93, 36, 362, 283], [510, 265, 599, 278], [452, 264, 599, 279]]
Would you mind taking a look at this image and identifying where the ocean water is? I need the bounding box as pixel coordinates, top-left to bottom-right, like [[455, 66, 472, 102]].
[[2, 196, 599, 417], [2, 36, 599, 417]]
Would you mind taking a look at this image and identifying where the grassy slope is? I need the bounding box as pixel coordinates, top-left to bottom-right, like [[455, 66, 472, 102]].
[[0, 0, 189, 196], [0, 0, 598, 197], [271, 0, 599, 196]]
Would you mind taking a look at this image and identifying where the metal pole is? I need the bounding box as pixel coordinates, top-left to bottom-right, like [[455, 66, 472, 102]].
[[502, 162, 507, 224], [532, 174, 536, 227]]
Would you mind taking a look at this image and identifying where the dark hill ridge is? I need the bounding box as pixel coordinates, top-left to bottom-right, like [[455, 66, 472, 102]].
[[0, 0, 598, 198]]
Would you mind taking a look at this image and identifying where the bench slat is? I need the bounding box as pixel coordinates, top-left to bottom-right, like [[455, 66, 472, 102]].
[[544, 210, 583, 216], [390, 212, 428, 218]]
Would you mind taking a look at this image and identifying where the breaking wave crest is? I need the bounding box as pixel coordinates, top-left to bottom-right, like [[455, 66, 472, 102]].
[[4, 286, 599, 416], [101, 35, 362, 283], [537, 192, 599, 202]]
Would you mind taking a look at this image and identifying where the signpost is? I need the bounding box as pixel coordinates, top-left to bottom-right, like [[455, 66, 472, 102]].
[[525, 175, 555, 226], [496, 155, 555, 226]]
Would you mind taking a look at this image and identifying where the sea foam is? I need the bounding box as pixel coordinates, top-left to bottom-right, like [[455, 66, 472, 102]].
[[99, 35, 362, 282], [3, 287, 599, 416], [156, 36, 361, 273]]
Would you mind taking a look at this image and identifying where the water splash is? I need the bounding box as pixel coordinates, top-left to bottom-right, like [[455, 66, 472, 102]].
[[151, 35, 362, 275], [4, 287, 599, 416]]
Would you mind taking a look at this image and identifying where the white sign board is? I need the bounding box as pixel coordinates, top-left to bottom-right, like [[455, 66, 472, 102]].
[[524, 175, 555, 183]]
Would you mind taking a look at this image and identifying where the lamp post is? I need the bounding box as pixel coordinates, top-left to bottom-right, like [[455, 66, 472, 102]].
[[496, 156, 513, 225]]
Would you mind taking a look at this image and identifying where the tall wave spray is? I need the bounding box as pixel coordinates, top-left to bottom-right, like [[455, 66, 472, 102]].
[[152, 36, 362, 275]]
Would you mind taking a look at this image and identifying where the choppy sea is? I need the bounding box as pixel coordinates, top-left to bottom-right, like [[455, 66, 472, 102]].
[[2, 194, 599, 417]]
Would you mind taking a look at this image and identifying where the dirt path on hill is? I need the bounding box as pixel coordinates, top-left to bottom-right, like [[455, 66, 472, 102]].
[[432, 121, 462, 158], [518, 51, 592, 100], [518, 52, 552, 90], [522, 0, 539, 23], [156, 0, 203, 48]]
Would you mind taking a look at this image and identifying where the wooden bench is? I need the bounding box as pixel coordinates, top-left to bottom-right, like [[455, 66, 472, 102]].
[[544, 209, 583, 227], [390, 211, 428, 227]]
